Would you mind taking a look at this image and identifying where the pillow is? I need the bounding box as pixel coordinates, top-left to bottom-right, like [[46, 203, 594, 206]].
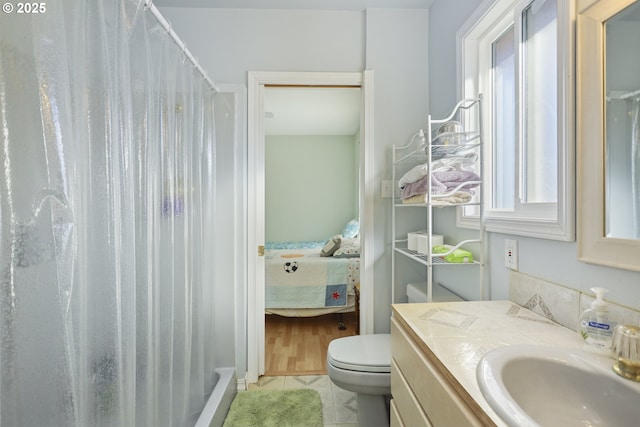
[[333, 238, 360, 258], [342, 219, 360, 238], [320, 234, 342, 257]]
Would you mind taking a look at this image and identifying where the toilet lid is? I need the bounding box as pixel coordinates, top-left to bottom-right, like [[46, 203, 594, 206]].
[[327, 334, 391, 373]]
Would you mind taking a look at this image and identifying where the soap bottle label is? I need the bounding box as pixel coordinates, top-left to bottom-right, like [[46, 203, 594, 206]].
[[580, 319, 616, 348], [587, 321, 611, 331]]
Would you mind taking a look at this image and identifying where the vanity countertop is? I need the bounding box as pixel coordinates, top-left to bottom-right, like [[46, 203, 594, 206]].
[[391, 300, 589, 426]]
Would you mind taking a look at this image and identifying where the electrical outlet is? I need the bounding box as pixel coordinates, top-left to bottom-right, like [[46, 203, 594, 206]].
[[505, 239, 518, 270], [381, 180, 394, 198]]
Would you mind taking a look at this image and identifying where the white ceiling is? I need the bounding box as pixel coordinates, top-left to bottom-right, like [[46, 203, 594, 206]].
[[264, 87, 361, 136], [154, 0, 434, 10]]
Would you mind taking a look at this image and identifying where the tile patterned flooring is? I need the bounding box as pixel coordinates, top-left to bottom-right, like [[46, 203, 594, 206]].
[[248, 375, 359, 427]]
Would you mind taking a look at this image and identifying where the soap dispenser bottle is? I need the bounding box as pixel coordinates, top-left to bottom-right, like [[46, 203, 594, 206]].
[[578, 287, 617, 350]]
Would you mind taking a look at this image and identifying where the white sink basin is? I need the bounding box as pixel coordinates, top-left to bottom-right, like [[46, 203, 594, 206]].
[[476, 344, 640, 427]]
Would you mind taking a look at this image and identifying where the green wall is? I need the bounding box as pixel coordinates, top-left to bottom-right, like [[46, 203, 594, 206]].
[[265, 135, 358, 242]]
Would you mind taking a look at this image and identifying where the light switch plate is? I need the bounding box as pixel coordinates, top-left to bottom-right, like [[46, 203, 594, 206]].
[[381, 180, 393, 198]]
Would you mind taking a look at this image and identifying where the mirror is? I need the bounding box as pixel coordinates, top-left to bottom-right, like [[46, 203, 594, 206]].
[[578, 0, 640, 271], [605, 2, 640, 239]]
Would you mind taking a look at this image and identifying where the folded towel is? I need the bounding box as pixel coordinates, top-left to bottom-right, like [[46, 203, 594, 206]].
[[431, 170, 481, 194], [398, 152, 479, 189], [398, 163, 429, 189], [402, 191, 472, 205], [401, 170, 480, 200], [401, 174, 431, 198]]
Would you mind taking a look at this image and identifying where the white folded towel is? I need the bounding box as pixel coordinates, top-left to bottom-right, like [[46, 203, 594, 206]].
[[398, 152, 479, 189]]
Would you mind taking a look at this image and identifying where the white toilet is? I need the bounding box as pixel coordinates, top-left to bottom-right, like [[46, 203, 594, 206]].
[[327, 334, 391, 427]]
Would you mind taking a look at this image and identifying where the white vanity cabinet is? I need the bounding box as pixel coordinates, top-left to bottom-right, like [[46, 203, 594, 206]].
[[390, 314, 495, 427]]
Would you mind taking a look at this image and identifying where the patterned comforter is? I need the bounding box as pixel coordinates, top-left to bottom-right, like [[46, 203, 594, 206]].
[[265, 248, 360, 309]]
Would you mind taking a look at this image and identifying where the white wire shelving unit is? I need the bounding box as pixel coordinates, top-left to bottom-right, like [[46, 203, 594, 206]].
[[391, 96, 485, 304]]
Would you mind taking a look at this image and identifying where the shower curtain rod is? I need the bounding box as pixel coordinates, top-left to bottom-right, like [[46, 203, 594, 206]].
[[144, 0, 219, 92]]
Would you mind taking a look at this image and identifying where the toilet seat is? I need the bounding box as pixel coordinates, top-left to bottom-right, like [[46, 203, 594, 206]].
[[327, 334, 391, 373]]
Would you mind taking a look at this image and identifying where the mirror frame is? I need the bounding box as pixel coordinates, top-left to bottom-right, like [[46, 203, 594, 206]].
[[577, 0, 640, 271]]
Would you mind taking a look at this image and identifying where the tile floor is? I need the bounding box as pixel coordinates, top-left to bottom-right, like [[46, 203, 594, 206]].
[[247, 375, 359, 427]]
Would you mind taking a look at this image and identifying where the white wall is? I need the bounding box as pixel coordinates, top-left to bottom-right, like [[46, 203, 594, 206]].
[[365, 9, 430, 330], [213, 91, 240, 368], [159, 9, 365, 84], [265, 135, 357, 242], [160, 6, 430, 375]]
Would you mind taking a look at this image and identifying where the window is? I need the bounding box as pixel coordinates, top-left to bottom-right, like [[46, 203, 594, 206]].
[[492, 26, 516, 210], [457, 0, 574, 240]]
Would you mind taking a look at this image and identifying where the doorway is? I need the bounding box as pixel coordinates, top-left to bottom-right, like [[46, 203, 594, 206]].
[[247, 71, 374, 384]]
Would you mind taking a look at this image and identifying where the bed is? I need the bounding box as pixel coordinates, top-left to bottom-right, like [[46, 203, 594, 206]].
[[265, 221, 360, 318]]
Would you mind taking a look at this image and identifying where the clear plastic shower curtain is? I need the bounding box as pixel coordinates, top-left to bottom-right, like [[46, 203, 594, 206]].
[[0, 1, 217, 426]]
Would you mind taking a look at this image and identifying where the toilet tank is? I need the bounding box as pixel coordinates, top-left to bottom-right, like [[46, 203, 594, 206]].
[[406, 282, 465, 303]]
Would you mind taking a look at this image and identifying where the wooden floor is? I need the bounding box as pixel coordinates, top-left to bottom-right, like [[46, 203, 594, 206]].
[[264, 312, 358, 376]]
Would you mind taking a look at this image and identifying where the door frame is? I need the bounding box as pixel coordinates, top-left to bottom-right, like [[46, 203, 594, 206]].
[[246, 70, 374, 383]]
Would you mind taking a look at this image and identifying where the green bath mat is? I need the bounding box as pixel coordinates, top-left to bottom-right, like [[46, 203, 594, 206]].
[[222, 388, 323, 427]]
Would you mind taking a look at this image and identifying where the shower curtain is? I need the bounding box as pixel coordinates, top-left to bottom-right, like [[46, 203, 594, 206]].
[[0, 1, 218, 426]]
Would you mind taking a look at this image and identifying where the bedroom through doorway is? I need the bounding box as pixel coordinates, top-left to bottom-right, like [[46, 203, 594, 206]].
[[263, 85, 362, 375], [246, 70, 375, 383]]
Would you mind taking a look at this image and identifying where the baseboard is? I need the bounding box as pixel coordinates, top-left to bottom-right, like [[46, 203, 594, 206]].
[[237, 376, 247, 391]]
